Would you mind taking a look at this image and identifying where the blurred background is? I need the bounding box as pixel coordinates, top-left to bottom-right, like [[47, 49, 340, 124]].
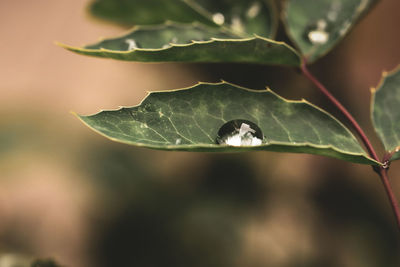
[[1, 0, 400, 266]]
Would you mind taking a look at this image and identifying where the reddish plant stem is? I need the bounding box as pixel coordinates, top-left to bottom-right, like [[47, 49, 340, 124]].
[[379, 168, 400, 230], [300, 61, 379, 162], [300, 60, 400, 232]]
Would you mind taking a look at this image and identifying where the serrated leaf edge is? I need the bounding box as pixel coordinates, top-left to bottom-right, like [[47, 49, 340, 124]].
[[74, 81, 379, 165], [371, 64, 400, 160], [57, 21, 300, 56]]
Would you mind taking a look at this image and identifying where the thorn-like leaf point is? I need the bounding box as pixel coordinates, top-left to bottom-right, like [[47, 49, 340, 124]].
[[77, 82, 378, 165]]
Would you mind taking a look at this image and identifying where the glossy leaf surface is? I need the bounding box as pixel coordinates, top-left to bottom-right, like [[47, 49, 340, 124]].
[[283, 0, 377, 63], [88, 0, 277, 38], [88, 0, 214, 26], [78, 82, 377, 165], [372, 66, 400, 161], [184, 0, 277, 37], [61, 23, 301, 66]]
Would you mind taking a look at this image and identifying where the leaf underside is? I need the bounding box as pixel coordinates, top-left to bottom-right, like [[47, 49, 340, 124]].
[[78, 82, 377, 165], [62, 23, 301, 66], [372, 65, 400, 161], [283, 0, 378, 63]]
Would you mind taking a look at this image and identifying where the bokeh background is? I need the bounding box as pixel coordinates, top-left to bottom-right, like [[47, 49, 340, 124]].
[[1, 0, 400, 266]]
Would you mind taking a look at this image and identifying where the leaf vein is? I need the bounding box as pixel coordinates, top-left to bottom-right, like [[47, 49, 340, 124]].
[[270, 113, 293, 142], [166, 116, 196, 144]]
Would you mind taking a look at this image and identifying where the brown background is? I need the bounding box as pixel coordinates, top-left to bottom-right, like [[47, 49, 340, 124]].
[[1, 0, 400, 266]]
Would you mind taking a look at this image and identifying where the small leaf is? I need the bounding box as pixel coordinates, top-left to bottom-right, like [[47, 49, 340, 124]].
[[185, 0, 278, 37], [372, 65, 400, 161], [77, 82, 378, 165], [283, 0, 378, 63], [88, 0, 214, 27], [60, 23, 301, 66]]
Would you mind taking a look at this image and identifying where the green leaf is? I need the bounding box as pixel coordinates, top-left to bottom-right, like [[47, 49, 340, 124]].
[[77, 82, 378, 165], [88, 0, 215, 27], [60, 23, 301, 66], [283, 0, 377, 63], [372, 65, 400, 161], [184, 0, 278, 37], [88, 0, 278, 38]]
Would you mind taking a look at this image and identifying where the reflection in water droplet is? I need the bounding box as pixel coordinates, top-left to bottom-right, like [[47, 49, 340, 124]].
[[125, 39, 138, 50], [212, 13, 225, 25], [246, 1, 262, 19], [306, 19, 329, 45], [216, 119, 263, 146]]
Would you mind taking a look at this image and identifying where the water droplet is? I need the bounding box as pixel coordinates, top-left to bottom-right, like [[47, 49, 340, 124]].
[[246, 2, 262, 19], [144, 103, 155, 112], [327, 0, 341, 22], [125, 38, 138, 50], [216, 119, 263, 146], [162, 36, 178, 48], [327, 11, 337, 22], [212, 13, 225, 25], [316, 19, 327, 29], [382, 160, 390, 169], [231, 15, 245, 33], [175, 138, 182, 145], [308, 30, 329, 44], [306, 20, 329, 45], [130, 110, 138, 120]]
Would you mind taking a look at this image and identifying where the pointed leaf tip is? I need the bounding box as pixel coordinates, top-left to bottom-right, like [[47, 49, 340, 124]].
[[283, 0, 378, 63], [63, 23, 301, 66], [78, 82, 377, 165]]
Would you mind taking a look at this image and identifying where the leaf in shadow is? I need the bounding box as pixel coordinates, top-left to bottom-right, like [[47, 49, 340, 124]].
[[371, 65, 400, 161]]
